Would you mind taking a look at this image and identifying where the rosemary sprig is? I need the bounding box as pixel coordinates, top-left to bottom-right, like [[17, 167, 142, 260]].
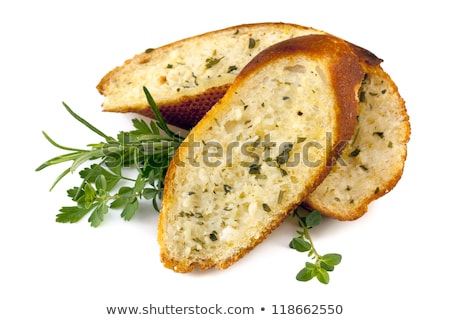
[[36, 87, 185, 227]]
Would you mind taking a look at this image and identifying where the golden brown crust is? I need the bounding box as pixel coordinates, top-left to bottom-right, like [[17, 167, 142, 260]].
[[346, 41, 383, 67], [97, 84, 230, 130], [153, 85, 230, 130], [158, 35, 364, 272]]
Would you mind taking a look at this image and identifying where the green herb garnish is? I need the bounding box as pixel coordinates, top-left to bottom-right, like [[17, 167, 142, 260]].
[[359, 91, 366, 103], [290, 210, 342, 284], [248, 38, 256, 49], [277, 190, 285, 204], [205, 56, 224, 69], [276, 143, 294, 165], [373, 131, 384, 138], [36, 87, 185, 227], [349, 147, 360, 157], [224, 184, 232, 194], [350, 127, 360, 146], [209, 231, 218, 241], [249, 163, 262, 175], [227, 65, 238, 73]]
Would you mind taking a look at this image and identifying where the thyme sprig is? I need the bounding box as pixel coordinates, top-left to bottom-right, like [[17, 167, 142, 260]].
[[36, 87, 185, 227], [290, 209, 342, 284]]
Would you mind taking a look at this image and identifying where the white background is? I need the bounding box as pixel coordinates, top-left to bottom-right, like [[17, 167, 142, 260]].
[[1, 1, 448, 319]]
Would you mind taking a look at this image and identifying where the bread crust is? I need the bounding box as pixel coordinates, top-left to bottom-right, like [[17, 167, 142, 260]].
[[303, 62, 410, 220], [158, 35, 364, 272]]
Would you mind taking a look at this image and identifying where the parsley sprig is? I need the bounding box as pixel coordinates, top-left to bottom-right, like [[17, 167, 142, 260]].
[[36, 87, 185, 227], [290, 209, 342, 284]]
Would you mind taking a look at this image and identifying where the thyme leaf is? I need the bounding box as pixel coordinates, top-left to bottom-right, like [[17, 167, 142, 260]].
[[290, 209, 342, 284]]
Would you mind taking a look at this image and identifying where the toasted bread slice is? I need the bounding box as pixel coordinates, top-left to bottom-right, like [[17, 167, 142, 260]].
[[98, 22, 410, 220], [97, 23, 324, 129], [157, 35, 364, 272], [303, 48, 411, 220]]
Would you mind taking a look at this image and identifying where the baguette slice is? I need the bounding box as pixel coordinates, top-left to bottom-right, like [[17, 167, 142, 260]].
[[157, 35, 364, 272], [303, 47, 411, 220], [97, 23, 324, 129]]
